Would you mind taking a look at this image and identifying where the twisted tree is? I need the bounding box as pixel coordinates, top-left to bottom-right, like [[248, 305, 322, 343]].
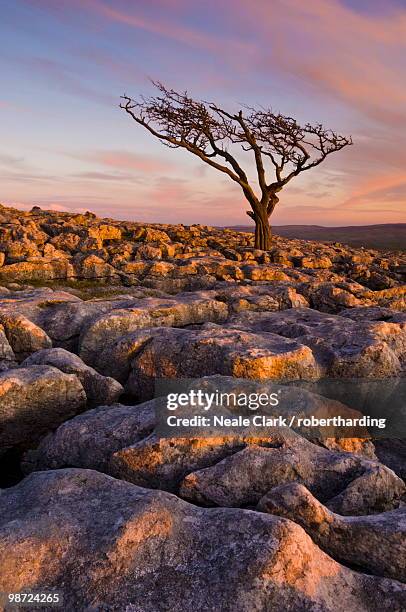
[[120, 82, 352, 250]]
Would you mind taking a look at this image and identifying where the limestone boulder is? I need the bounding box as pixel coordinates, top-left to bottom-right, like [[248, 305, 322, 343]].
[[229, 307, 405, 377], [22, 348, 123, 406], [88, 223, 122, 241], [0, 325, 16, 371], [296, 255, 333, 269], [0, 259, 74, 283], [23, 400, 157, 474], [241, 264, 291, 281], [72, 254, 119, 280], [216, 283, 309, 313], [0, 365, 86, 450], [0, 313, 52, 361], [309, 283, 371, 313], [137, 244, 162, 260], [49, 232, 81, 252], [258, 482, 406, 582], [123, 325, 318, 400], [110, 433, 278, 493], [0, 469, 404, 611], [34, 296, 134, 351], [78, 293, 228, 364], [179, 436, 405, 513], [5, 239, 41, 263], [43, 243, 69, 259], [0, 288, 80, 322], [339, 306, 403, 322], [133, 226, 171, 243], [22, 376, 378, 492]]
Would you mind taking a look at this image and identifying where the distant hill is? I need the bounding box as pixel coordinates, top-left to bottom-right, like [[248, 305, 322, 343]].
[[226, 224, 406, 251]]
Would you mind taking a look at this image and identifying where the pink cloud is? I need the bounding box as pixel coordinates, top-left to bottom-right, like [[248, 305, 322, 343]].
[[86, 0, 253, 56], [8, 0, 406, 226], [90, 150, 175, 173], [341, 172, 406, 208], [236, 0, 406, 127], [274, 0, 406, 46], [62, 149, 177, 175]]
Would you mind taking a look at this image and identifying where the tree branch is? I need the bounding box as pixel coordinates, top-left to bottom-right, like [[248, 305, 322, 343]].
[[120, 96, 245, 187], [120, 83, 353, 225]]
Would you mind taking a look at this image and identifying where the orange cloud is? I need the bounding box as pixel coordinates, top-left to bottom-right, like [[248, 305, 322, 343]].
[[342, 172, 406, 207]]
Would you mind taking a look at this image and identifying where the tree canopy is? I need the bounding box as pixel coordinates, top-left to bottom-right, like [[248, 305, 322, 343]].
[[121, 81, 352, 249]]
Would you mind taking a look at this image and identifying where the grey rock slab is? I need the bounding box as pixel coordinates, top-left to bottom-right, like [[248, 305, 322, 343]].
[[78, 292, 228, 365], [258, 482, 406, 582], [22, 348, 123, 405], [23, 400, 156, 473], [0, 313, 52, 361], [124, 325, 319, 401], [0, 288, 80, 321], [178, 436, 405, 513], [0, 468, 405, 611], [229, 307, 405, 377], [0, 365, 86, 450]]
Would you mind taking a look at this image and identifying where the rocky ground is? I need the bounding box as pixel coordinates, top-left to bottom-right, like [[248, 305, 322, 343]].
[[0, 203, 405, 611]]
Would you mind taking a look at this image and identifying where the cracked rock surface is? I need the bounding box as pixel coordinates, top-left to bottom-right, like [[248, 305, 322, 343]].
[[0, 204, 405, 610], [257, 482, 406, 582], [0, 469, 405, 612]]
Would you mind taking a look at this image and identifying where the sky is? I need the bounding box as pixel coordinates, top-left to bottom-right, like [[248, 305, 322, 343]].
[[1, 0, 405, 227]]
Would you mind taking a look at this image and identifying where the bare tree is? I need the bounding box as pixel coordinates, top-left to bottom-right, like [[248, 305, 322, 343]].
[[120, 82, 352, 250]]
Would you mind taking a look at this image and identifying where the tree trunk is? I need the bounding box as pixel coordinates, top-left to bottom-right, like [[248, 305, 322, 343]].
[[253, 211, 272, 250]]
